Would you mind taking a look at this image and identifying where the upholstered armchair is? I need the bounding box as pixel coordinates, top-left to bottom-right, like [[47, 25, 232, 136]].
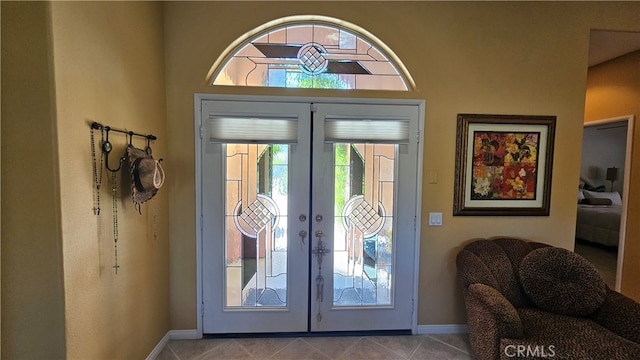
[[456, 237, 640, 360]]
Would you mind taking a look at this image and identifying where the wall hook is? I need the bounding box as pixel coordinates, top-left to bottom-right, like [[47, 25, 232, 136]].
[[105, 153, 126, 173], [103, 127, 125, 173], [145, 136, 153, 155]]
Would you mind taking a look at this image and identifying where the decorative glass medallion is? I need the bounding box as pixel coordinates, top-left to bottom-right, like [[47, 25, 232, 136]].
[[297, 43, 329, 75]]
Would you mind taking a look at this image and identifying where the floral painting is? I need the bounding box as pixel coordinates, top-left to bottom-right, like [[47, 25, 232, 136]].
[[471, 132, 539, 200], [454, 114, 556, 216]]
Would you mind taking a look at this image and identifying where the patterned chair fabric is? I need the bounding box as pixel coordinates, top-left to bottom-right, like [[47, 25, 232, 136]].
[[456, 237, 640, 360]]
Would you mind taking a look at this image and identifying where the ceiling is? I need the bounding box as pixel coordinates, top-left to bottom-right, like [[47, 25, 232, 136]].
[[588, 30, 640, 67]]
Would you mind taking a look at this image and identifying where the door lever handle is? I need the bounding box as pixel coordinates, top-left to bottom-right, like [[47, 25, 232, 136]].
[[299, 230, 307, 244]]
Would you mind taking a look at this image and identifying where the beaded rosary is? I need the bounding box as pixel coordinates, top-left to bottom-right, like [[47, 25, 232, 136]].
[[90, 125, 121, 273]]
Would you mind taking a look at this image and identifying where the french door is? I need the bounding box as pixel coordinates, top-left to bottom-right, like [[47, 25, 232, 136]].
[[199, 97, 422, 334]]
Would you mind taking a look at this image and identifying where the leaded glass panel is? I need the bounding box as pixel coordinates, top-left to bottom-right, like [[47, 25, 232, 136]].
[[333, 143, 395, 306], [225, 144, 289, 307], [212, 23, 410, 90]]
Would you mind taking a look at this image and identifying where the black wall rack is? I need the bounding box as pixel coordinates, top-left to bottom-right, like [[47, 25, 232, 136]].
[[90, 121, 158, 172]]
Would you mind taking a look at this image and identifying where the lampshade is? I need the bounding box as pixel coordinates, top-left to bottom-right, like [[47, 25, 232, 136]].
[[606, 167, 618, 181]]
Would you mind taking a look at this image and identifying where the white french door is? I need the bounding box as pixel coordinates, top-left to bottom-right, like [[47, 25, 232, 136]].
[[198, 96, 422, 334]]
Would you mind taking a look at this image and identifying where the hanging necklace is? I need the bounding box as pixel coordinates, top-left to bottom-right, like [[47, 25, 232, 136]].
[[111, 170, 120, 273], [90, 126, 105, 215], [100, 125, 122, 274]]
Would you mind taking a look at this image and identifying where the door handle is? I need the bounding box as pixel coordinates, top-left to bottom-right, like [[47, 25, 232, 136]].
[[299, 230, 307, 244], [312, 229, 331, 319]]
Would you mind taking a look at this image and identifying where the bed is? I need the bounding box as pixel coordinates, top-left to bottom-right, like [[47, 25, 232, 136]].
[[575, 189, 622, 247]]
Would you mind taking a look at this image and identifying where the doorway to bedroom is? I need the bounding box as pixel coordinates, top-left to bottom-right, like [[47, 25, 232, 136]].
[[575, 116, 633, 290]]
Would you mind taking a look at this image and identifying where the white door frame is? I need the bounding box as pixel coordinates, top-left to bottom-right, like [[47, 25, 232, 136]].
[[194, 94, 425, 337], [583, 114, 635, 292]]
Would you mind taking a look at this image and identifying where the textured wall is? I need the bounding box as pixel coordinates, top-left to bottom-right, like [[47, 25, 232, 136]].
[[49, 2, 170, 358], [1, 2, 66, 358]]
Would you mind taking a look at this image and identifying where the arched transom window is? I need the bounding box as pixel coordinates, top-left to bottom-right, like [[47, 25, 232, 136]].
[[206, 16, 415, 91]]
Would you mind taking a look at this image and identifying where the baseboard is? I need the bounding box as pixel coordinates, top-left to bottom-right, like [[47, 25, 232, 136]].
[[169, 329, 200, 340], [145, 331, 170, 360], [416, 324, 469, 334], [146, 329, 200, 360]]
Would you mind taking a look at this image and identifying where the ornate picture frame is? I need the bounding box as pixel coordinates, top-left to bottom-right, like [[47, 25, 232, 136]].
[[453, 114, 556, 216]]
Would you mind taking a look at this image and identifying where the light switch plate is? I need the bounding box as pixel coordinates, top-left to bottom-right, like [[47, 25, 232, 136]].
[[428, 170, 438, 184], [428, 212, 443, 226]]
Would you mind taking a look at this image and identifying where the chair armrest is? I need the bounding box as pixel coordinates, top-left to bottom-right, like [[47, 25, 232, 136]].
[[590, 288, 640, 344], [464, 283, 524, 360]]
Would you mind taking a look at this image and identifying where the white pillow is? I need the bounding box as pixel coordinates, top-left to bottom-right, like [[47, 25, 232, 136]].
[[582, 190, 622, 205]]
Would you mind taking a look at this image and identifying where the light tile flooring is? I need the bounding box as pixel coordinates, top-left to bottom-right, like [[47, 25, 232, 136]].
[[156, 333, 475, 360], [574, 240, 618, 288], [154, 242, 615, 360]]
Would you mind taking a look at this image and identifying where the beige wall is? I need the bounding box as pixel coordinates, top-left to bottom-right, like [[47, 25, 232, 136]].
[[585, 51, 640, 121], [585, 50, 640, 301], [1, 2, 66, 358], [2, 1, 170, 359], [49, 2, 170, 358], [164, 1, 640, 329]]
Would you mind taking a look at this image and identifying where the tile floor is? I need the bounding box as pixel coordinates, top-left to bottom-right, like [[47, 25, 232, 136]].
[[574, 240, 618, 288], [154, 242, 613, 360], [156, 333, 475, 360]]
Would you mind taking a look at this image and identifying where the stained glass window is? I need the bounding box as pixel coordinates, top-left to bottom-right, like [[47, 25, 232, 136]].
[[207, 16, 414, 91]]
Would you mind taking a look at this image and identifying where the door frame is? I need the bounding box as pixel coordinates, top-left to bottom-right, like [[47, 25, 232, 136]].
[[581, 114, 634, 292], [194, 94, 425, 337]]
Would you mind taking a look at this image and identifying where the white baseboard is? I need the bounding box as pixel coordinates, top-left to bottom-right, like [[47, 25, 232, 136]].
[[146, 329, 200, 360], [145, 331, 170, 360], [417, 324, 469, 334], [169, 329, 200, 340]]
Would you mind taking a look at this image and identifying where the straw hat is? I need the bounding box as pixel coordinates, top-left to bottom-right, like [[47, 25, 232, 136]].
[[127, 146, 164, 207]]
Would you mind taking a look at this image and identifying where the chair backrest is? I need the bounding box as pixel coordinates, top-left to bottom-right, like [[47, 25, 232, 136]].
[[456, 237, 549, 308]]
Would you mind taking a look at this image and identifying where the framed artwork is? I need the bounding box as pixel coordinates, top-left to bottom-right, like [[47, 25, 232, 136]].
[[453, 114, 556, 216]]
